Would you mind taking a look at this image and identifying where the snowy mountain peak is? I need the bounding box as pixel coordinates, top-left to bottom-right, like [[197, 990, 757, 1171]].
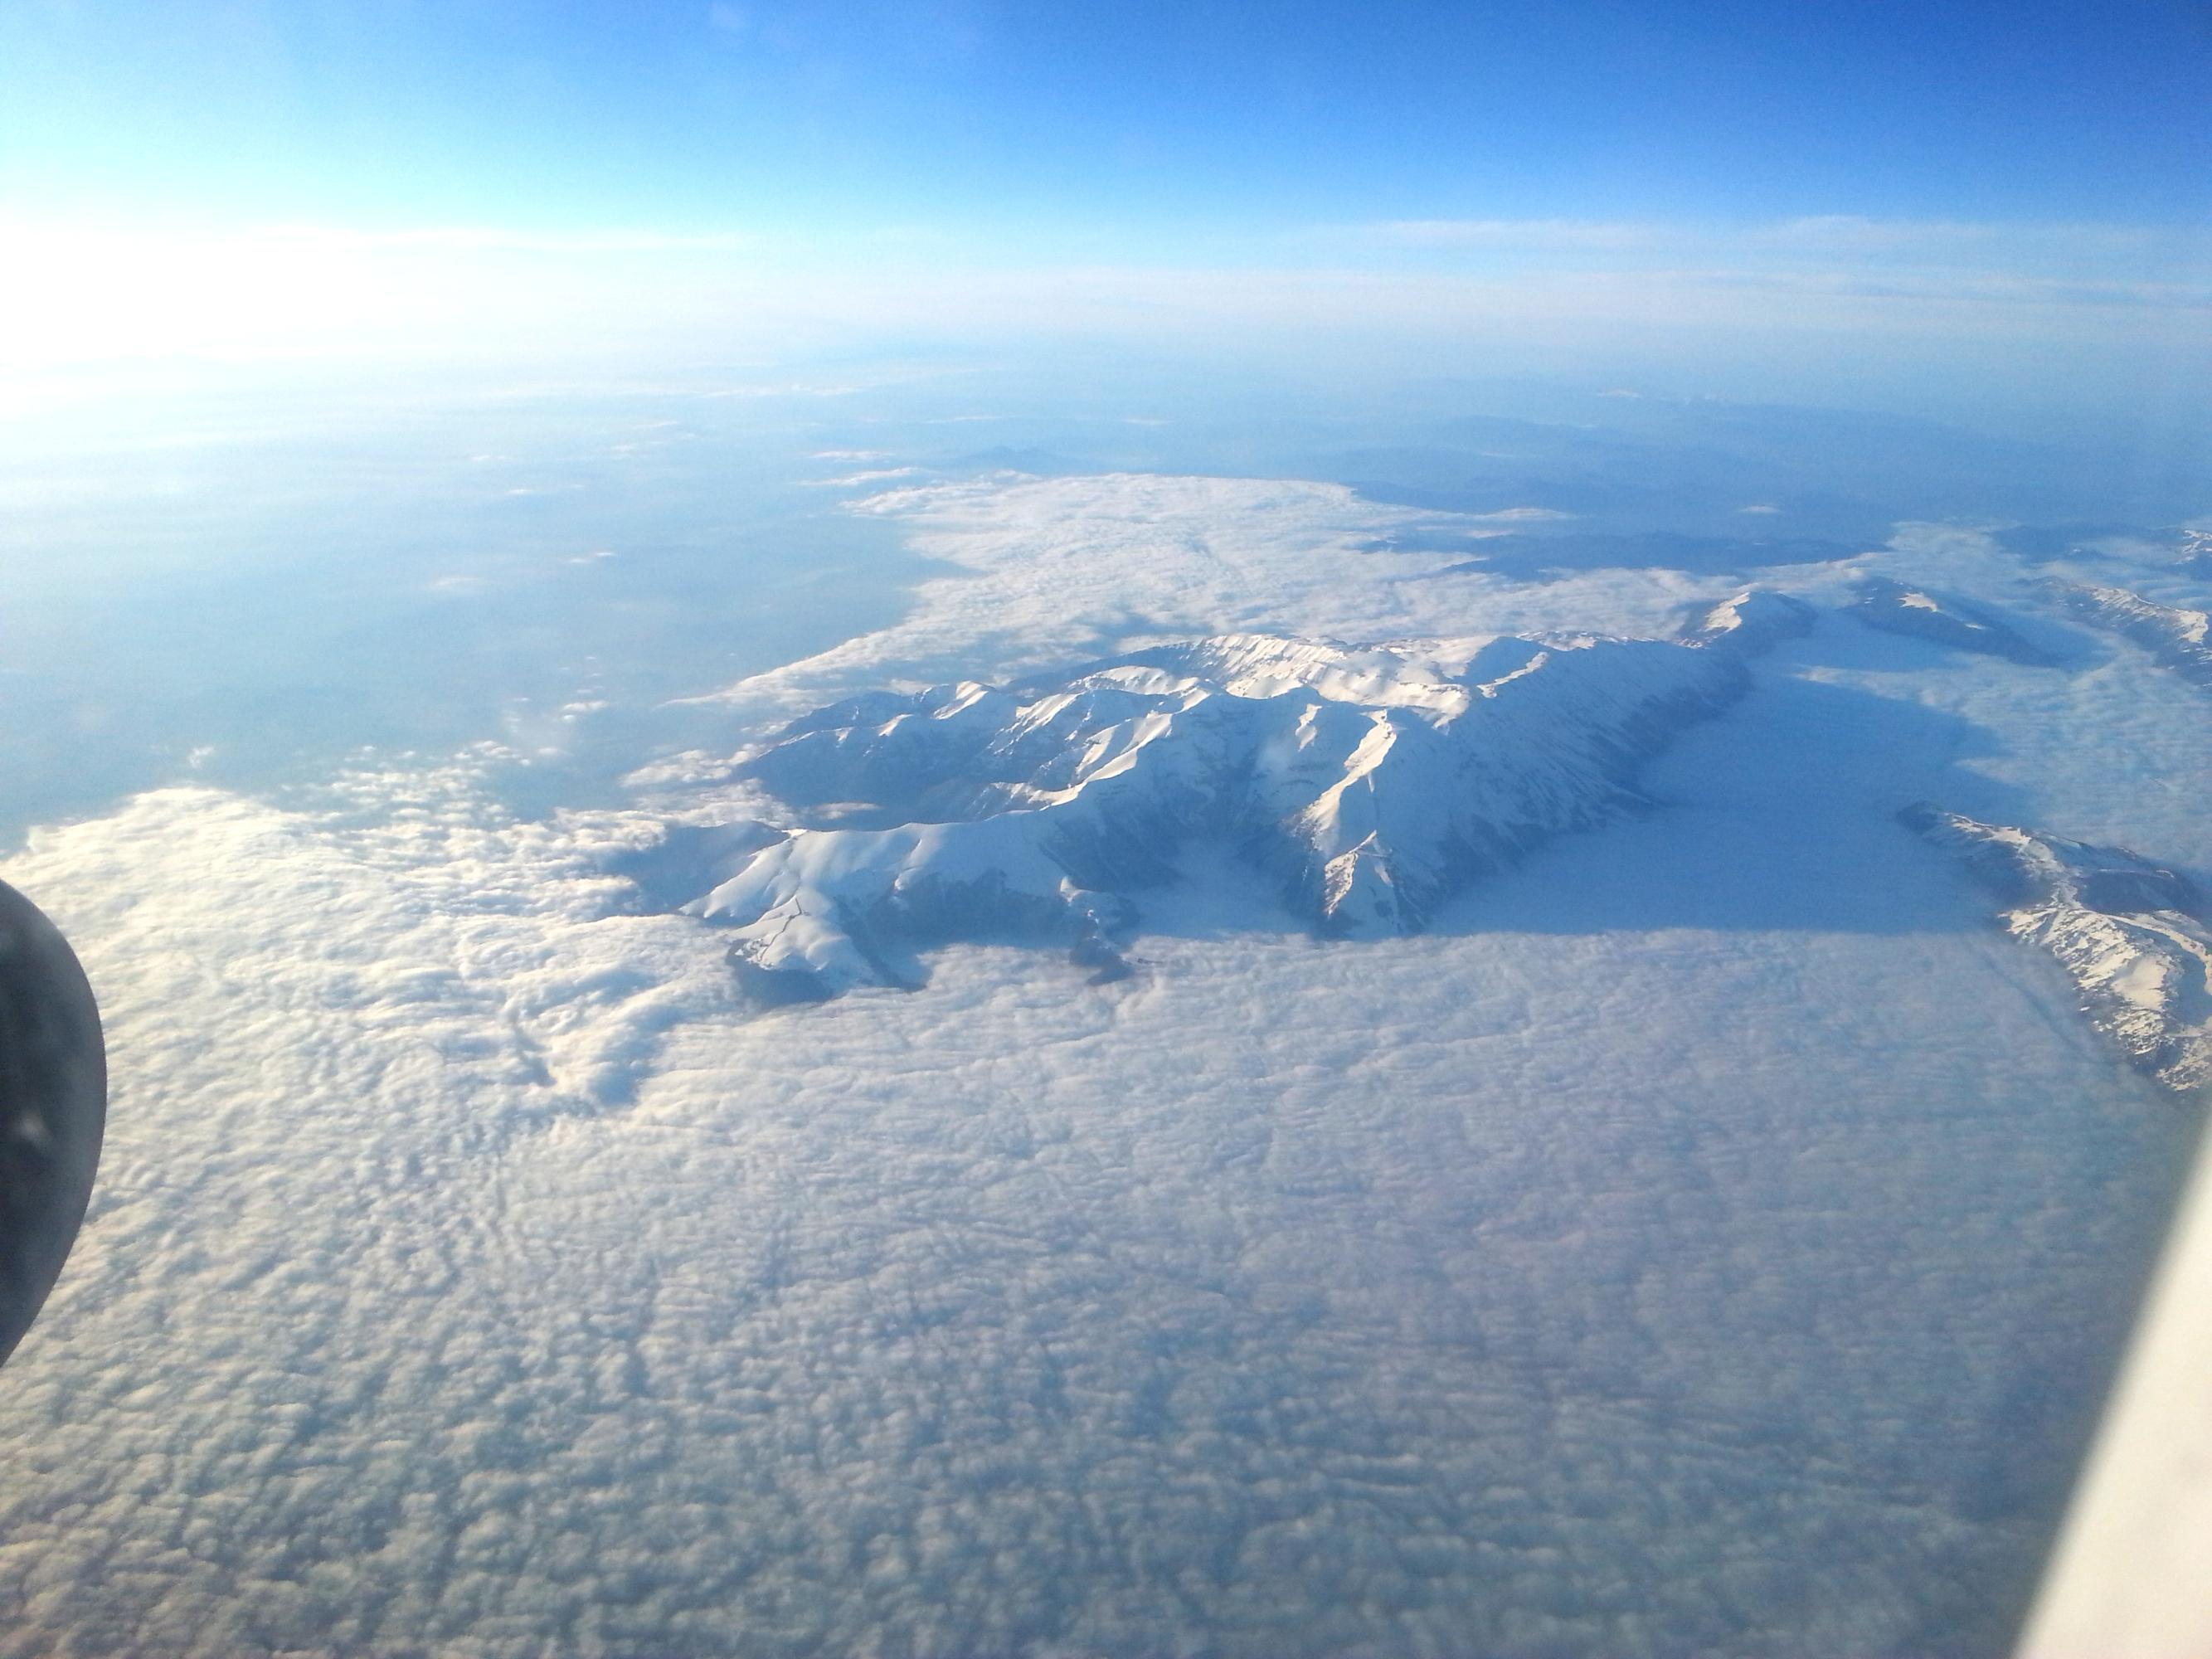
[[675, 622, 1787, 999], [1061, 632, 1508, 719], [1903, 805, 2211, 1093], [1678, 588, 1817, 656]]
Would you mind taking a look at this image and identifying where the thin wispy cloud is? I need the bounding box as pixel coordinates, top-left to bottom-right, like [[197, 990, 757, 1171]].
[[9, 214, 2199, 367], [1322, 215, 2212, 277]]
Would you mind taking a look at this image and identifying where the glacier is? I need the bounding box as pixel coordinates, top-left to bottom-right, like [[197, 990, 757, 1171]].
[[1903, 805, 2212, 1094], [673, 596, 1806, 999]]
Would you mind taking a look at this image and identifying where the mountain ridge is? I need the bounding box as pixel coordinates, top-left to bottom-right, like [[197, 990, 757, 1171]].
[[1903, 804, 2212, 1094], [666, 594, 1807, 1000]]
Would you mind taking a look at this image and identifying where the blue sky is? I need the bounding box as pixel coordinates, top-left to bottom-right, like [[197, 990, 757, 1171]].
[[3, 0, 2206, 436], [5, 0, 2208, 233]]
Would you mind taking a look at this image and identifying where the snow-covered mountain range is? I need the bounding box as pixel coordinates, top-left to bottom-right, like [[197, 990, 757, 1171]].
[[1904, 805, 2212, 1093], [676, 593, 1808, 999], [2055, 582, 2212, 688]]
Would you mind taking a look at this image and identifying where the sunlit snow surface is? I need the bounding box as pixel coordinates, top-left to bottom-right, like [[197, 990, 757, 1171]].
[[3, 472, 2210, 1657]]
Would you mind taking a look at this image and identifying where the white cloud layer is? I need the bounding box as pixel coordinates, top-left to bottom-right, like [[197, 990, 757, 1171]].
[[0, 772, 2186, 1654], [678, 475, 1732, 731], [2, 475, 2209, 1653]]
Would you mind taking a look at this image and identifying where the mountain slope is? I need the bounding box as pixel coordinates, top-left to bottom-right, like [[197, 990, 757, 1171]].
[[1903, 805, 2212, 1093], [2054, 582, 2212, 688]]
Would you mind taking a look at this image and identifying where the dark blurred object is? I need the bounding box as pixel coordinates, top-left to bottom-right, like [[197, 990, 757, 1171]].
[[0, 880, 105, 1367]]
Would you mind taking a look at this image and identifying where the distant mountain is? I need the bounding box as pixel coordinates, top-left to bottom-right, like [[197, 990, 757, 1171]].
[[1440, 531, 1857, 579], [1845, 577, 2057, 664], [2054, 581, 2212, 688], [942, 447, 1096, 477], [672, 597, 1798, 1000], [1904, 805, 2211, 1093], [2179, 530, 2212, 580]]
